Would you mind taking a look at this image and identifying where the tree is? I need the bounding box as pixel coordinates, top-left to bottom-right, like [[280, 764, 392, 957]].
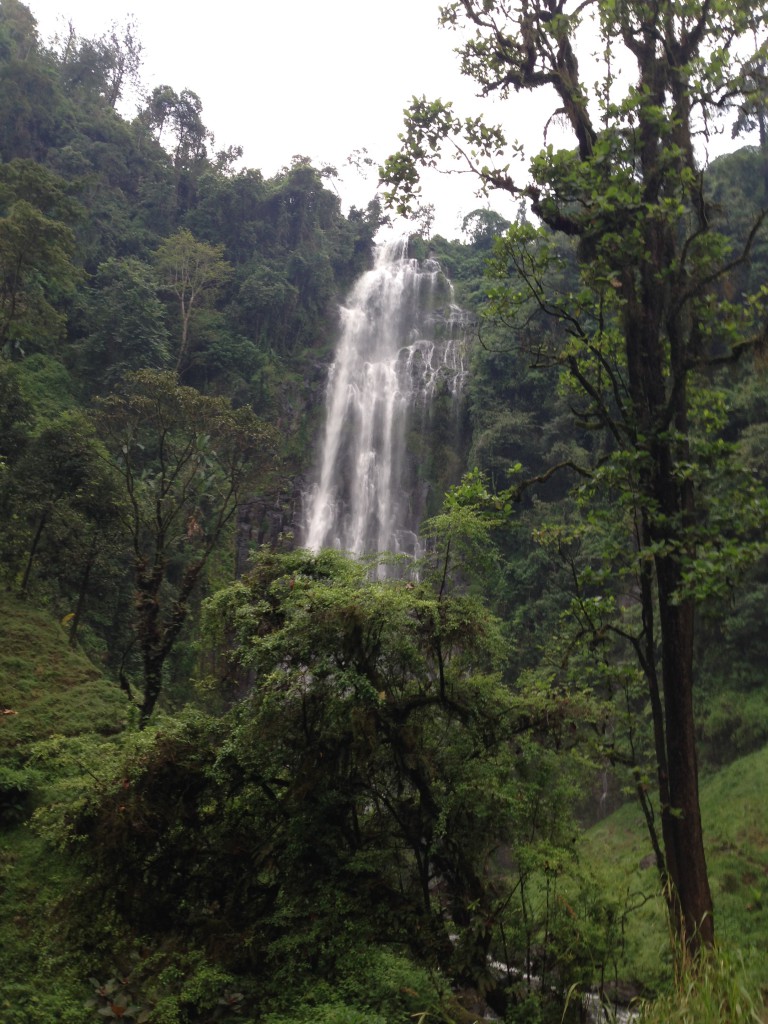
[[56, 18, 143, 109], [95, 370, 276, 723], [381, 0, 768, 954], [414, 201, 436, 240], [59, 523, 600, 1015], [3, 411, 121, 606], [137, 85, 212, 169], [0, 160, 81, 356], [154, 228, 232, 376], [461, 208, 511, 250], [0, 0, 38, 59], [83, 256, 170, 388], [194, 539, 596, 1014]]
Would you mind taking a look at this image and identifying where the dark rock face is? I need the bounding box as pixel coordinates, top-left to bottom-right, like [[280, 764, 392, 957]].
[[235, 490, 302, 576]]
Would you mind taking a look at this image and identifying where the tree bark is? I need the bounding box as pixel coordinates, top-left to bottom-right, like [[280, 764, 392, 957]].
[[656, 568, 714, 947]]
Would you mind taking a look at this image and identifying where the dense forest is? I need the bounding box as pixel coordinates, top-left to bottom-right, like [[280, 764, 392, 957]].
[[1, 0, 768, 1021]]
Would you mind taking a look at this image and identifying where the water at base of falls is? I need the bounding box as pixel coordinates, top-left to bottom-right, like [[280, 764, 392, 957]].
[[303, 237, 471, 560]]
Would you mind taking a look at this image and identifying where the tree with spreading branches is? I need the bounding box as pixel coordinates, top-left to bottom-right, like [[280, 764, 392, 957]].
[[96, 370, 276, 723], [382, 0, 768, 955]]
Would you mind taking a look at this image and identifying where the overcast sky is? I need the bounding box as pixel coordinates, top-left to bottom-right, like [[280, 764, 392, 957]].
[[27, 0, 750, 240], [28, 0, 531, 238]]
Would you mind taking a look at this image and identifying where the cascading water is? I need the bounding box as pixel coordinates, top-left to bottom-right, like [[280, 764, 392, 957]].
[[303, 237, 471, 560]]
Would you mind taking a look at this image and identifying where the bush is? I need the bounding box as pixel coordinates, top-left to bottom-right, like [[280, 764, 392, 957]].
[[0, 763, 41, 825]]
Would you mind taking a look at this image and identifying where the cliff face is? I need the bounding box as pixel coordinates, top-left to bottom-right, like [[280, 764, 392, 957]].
[[234, 239, 477, 575]]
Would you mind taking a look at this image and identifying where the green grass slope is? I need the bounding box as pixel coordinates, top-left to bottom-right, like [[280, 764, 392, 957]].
[[584, 746, 768, 997], [1, 594, 127, 761], [1, 594, 130, 1023]]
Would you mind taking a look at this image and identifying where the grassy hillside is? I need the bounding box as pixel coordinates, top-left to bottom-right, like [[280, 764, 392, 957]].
[[584, 747, 768, 999], [0, 595, 128, 757], [1, 594, 130, 1023]]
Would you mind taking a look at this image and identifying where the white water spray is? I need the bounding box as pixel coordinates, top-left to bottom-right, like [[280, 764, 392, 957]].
[[304, 238, 471, 558]]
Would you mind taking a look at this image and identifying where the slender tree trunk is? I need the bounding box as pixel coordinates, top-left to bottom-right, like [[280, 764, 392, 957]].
[[69, 543, 96, 647], [136, 559, 205, 725], [19, 508, 48, 595]]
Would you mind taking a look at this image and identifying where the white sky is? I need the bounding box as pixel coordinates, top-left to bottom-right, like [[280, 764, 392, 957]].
[[28, 0, 529, 238], [27, 0, 752, 239]]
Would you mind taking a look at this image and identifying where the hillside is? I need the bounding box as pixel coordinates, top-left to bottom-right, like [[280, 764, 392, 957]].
[[583, 747, 768, 998], [1, 596, 767, 1022], [0, 595, 127, 757], [3, 1, 768, 1020], [0, 595, 127, 1022]]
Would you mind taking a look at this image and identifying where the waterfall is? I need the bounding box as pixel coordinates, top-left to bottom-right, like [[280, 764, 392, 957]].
[[303, 237, 471, 560]]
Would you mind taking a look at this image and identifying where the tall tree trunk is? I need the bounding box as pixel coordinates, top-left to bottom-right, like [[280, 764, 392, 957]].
[[656, 559, 714, 949], [639, 392, 714, 951], [139, 655, 164, 725], [623, 183, 715, 953]]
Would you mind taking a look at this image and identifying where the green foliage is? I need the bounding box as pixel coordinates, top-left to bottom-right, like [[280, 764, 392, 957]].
[[94, 369, 277, 721], [0, 978, 92, 1024], [4, 0, 768, 1016], [0, 185, 80, 356], [0, 408, 123, 607], [0, 762, 41, 825], [81, 257, 170, 387], [81, 950, 247, 1024], [0, 43, 72, 163], [33, 547, 605, 1017], [15, 352, 79, 423], [0, 358, 31, 465], [260, 946, 447, 1024]]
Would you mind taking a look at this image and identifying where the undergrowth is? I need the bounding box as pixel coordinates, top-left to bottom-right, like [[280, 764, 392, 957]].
[[637, 947, 767, 1023]]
